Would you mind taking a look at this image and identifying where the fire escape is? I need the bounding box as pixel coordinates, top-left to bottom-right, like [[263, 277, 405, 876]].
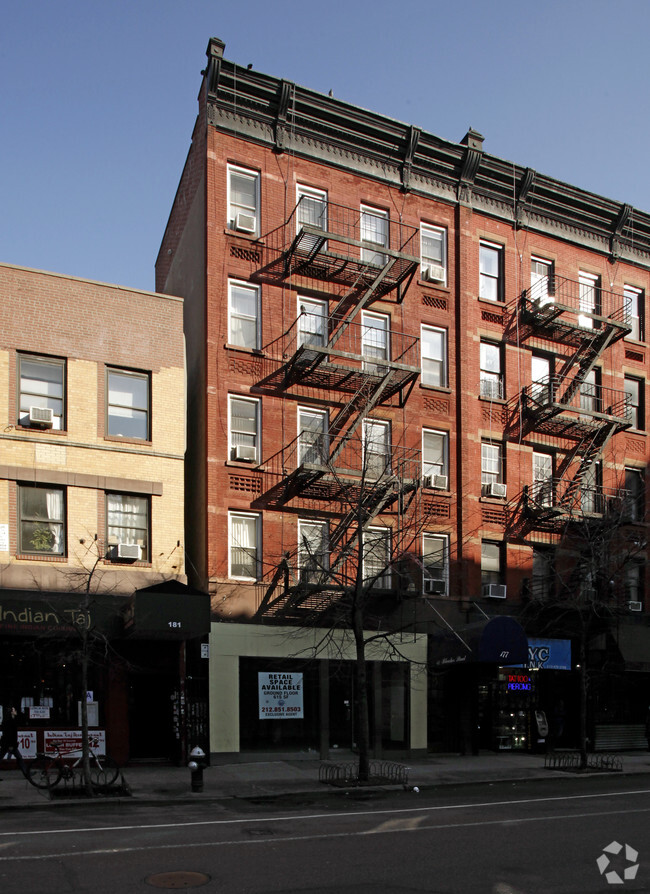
[[254, 199, 421, 620], [515, 274, 631, 532]]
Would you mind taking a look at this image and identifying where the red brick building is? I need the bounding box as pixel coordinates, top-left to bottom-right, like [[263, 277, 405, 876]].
[[157, 38, 650, 757]]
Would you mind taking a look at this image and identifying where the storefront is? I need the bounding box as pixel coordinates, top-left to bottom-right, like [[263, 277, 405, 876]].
[[209, 623, 428, 759], [0, 583, 210, 767]]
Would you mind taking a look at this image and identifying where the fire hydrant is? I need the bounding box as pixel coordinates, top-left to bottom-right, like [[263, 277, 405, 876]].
[[188, 746, 207, 793]]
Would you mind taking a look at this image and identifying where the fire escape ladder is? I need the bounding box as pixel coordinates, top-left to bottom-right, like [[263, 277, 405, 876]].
[[327, 256, 400, 352], [556, 328, 618, 407], [558, 421, 618, 511]]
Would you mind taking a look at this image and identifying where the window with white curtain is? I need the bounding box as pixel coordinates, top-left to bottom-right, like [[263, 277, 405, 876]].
[[107, 368, 150, 440], [18, 355, 65, 430], [228, 165, 260, 235], [19, 485, 65, 556], [421, 325, 447, 387], [363, 527, 391, 589], [229, 512, 260, 579], [107, 493, 149, 561], [228, 280, 260, 349]]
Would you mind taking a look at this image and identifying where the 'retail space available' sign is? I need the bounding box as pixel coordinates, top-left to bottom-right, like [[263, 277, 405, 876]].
[[258, 672, 304, 719]]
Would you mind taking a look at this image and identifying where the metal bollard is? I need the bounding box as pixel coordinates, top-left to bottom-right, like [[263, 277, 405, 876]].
[[188, 746, 207, 792]]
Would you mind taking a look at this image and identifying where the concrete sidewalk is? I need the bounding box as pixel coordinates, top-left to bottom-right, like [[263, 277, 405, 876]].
[[1, 751, 649, 811]]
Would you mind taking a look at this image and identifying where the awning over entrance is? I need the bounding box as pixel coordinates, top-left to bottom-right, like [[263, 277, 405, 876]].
[[124, 581, 210, 639], [615, 625, 650, 672], [430, 616, 528, 668]]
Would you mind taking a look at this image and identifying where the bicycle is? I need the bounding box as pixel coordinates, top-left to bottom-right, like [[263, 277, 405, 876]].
[[28, 740, 120, 789]]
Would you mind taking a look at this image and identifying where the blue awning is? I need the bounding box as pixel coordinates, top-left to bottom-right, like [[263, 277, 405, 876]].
[[430, 616, 528, 667]]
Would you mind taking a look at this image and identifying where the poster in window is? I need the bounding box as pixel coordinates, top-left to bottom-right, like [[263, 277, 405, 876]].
[[258, 672, 304, 720]]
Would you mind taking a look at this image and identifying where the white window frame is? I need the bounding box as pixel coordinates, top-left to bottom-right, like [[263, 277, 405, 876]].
[[228, 279, 260, 349], [297, 296, 328, 348], [624, 376, 643, 430], [363, 526, 391, 589], [107, 367, 150, 440], [421, 325, 448, 388], [530, 257, 554, 306], [422, 429, 449, 486], [479, 240, 503, 302], [227, 164, 260, 235], [363, 419, 391, 478], [296, 185, 328, 249], [228, 395, 260, 462], [481, 442, 503, 488], [298, 519, 329, 584], [18, 354, 65, 431], [298, 407, 328, 466], [422, 533, 449, 593], [578, 271, 599, 329], [360, 205, 388, 266], [479, 341, 503, 399], [624, 285, 644, 342], [420, 224, 447, 284], [228, 511, 260, 580], [361, 310, 390, 374], [481, 540, 502, 587], [532, 451, 554, 507]]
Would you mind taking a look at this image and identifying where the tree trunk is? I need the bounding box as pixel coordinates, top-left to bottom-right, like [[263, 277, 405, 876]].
[[352, 605, 371, 783]]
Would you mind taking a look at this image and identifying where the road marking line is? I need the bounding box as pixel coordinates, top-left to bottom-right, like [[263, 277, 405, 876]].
[[2, 788, 649, 839]]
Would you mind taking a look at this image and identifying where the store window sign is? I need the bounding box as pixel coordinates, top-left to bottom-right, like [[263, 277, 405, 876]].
[[258, 672, 304, 720], [515, 638, 572, 670], [508, 673, 532, 691]]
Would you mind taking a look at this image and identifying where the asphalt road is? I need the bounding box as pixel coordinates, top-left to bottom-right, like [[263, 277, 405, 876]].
[[1, 777, 649, 893]]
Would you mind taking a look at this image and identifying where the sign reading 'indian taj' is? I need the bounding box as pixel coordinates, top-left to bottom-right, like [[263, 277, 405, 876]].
[[258, 672, 304, 720]]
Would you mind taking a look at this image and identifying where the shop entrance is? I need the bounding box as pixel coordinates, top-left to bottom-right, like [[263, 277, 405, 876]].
[[124, 642, 180, 762]]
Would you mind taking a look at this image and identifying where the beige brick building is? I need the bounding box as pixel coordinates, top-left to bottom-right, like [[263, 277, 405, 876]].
[[0, 263, 209, 764]]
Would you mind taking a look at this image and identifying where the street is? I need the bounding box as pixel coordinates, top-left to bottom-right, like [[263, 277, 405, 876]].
[[1, 777, 648, 893]]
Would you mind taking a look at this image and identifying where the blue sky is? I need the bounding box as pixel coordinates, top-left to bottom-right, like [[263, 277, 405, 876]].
[[2, 0, 650, 292]]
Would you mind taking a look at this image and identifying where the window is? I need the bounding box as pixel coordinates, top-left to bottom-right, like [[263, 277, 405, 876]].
[[360, 205, 388, 266], [229, 396, 259, 462], [298, 520, 329, 584], [229, 512, 260, 579], [481, 541, 502, 588], [479, 241, 503, 302], [422, 429, 448, 487], [624, 562, 643, 606], [296, 185, 327, 252], [422, 534, 448, 595], [481, 442, 504, 495], [532, 451, 553, 507], [106, 493, 149, 562], [361, 311, 389, 374], [578, 271, 600, 329], [298, 297, 327, 348], [19, 485, 65, 556], [532, 548, 554, 601], [18, 355, 65, 430], [228, 165, 259, 235], [531, 257, 554, 306], [531, 354, 552, 405], [107, 369, 150, 440], [421, 325, 447, 387], [298, 408, 328, 465], [579, 368, 601, 415], [624, 376, 644, 429], [228, 280, 260, 349], [363, 419, 391, 478], [624, 285, 644, 342], [624, 468, 645, 522], [581, 461, 602, 514], [420, 225, 447, 283], [479, 341, 503, 399], [363, 527, 391, 589]]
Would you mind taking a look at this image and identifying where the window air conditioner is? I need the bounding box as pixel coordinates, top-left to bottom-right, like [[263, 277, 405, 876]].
[[117, 543, 140, 560], [29, 406, 54, 427], [234, 212, 256, 234], [432, 475, 448, 490], [233, 444, 257, 462], [483, 583, 507, 599], [424, 578, 447, 595], [485, 482, 507, 498], [422, 264, 445, 283], [627, 601, 643, 612]]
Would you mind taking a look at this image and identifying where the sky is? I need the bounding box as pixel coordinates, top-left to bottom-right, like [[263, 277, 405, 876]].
[[2, 0, 650, 293]]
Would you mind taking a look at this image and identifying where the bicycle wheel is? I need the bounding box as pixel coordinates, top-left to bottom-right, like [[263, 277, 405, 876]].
[[27, 755, 61, 789], [90, 755, 119, 787]]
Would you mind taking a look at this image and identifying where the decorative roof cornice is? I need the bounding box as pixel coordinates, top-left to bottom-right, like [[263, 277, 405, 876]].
[[204, 38, 650, 268]]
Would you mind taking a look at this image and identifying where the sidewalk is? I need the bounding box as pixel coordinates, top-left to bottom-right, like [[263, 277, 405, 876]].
[[1, 751, 649, 811]]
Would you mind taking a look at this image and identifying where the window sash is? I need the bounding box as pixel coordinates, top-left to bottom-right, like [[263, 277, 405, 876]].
[[229, 397, 259, 454], [421, 326, 447, 387], [229, 282, 259, 349], [230, 514, 259, 579], [421, 225, 446, 276], [19, 357, 65, 429], [423, 534, 448, 584], [625, 377, 641, 428], [481, 443, 502, 484], [363, 420, 391, 477], [298, 409, 328, 465], [423, 430, 447, 477], [298, 521, 329, 583], [360, 206, 388, 266], [19, 485, 65, 555], [363, 527, 391, 588], [107, 493, 149, 558], [481, 541, 501, 586], [624, 286, 643, 341], [107, 370, 149, 440], [479, 244, 502, 301], [298, 298, 327, 347], [228, 167, 259, 230]]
